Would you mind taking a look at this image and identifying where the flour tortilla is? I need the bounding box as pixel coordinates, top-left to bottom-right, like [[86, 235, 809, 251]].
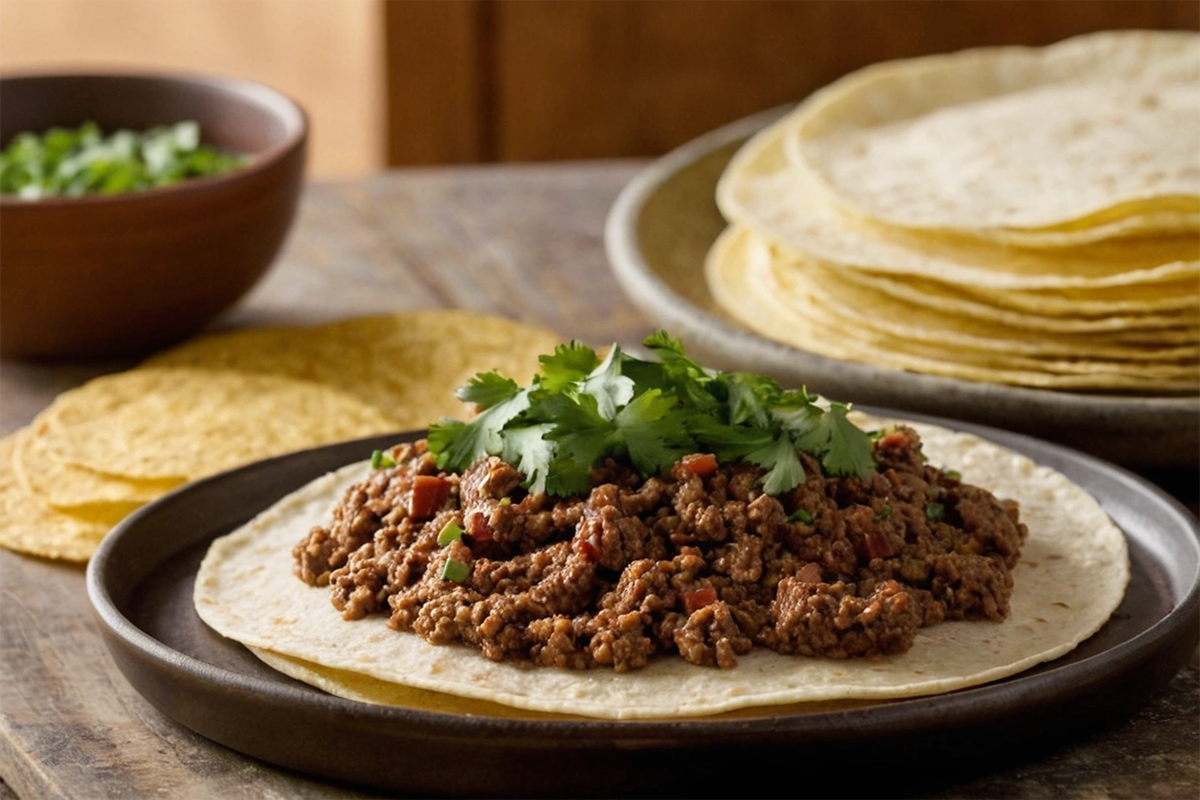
[[706, 225, 1200, 392], [194, 415, 1129, 720], [787, 31, 1200, 235], [719, 116, 1200, 291]]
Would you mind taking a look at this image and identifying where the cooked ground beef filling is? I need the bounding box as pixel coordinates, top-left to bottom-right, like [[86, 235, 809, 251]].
[[293, 427, 1027, 671]]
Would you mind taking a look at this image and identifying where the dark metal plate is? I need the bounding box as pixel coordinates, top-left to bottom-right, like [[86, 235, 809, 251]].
[[87, 414, 1199, 797]]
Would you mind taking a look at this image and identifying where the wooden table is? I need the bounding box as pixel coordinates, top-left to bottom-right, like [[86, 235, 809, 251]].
[[2, 164, 1197, 799]]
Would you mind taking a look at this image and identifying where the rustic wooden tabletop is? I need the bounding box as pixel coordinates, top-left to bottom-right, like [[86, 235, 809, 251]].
[[1, 164, 1196, 798]]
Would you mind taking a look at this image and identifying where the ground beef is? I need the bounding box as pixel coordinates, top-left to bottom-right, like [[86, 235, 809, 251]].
[[293, 427, 1027, 672]]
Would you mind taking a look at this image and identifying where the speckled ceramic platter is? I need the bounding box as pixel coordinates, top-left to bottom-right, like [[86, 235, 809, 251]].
[[604, 107, 1200, 469], [87, 422, 1199, 796]]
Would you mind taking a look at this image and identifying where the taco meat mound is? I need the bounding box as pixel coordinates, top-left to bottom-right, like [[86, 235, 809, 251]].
[[293, 427, 1027, 672]]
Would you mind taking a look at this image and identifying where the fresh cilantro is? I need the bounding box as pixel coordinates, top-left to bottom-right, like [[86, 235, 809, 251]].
[[616, 389, 693, 476], [788, 508, 813, 524], [580, 345, 635, 420], [925, 502, 945, 521], [455, 371, 521, 409], [1, 120, 248, 199], [428, 388, 530, 472], [745, 436, 806, 497], [537, 342, 600, 391], [425, 331, 878, 498], [499, 424, 556, 495], [783, 401, 876, 481]]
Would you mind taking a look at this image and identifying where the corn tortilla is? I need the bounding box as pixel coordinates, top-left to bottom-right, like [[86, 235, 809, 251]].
[[0, 434, 111, 562], [35, 368, 401, 481], [144, 311, 563, 433]]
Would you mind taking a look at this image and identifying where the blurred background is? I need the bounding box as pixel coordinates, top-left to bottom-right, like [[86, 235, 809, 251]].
[[2, 0, 1196, 179]]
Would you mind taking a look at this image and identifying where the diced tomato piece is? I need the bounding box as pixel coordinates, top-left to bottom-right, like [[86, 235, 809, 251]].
[[409, 475, 451, 520], [681, 586, 718, 614], [680, 453, 718, 477], [863, 531, 894, 560], [877, 430, 911, 450], [465, 510, 494, 542]]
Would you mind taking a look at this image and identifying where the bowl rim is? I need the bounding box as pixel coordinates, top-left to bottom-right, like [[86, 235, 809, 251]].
[[0, 69, 308, 208]]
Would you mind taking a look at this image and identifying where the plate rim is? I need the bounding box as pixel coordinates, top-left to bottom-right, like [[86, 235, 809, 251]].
[[86, 412, 1200, 747]]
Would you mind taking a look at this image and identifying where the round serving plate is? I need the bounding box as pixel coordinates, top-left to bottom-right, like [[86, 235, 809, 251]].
[[603, 107, 1200, 469], [87, 421, 1199, 797]]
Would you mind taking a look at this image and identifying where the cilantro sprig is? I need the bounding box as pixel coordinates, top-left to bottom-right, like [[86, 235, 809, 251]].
[[427, 332, 876, 497]]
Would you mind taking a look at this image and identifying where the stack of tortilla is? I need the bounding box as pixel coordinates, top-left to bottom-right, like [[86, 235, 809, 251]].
[[1, 310, 562, 562], [708, 30, 1200, 392]]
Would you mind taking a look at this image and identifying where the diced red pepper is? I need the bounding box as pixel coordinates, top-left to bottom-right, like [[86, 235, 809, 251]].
[[465, 510, 494, 542], [409, 475, 451, 520], [877, 430, 911, 450], [679, 453, 718, 477], [681, 586, 718, 614], [863, 531, 894, 560]]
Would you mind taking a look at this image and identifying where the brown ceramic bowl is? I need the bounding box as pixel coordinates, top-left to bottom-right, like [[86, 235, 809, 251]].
[[0, 73, 307, 360]]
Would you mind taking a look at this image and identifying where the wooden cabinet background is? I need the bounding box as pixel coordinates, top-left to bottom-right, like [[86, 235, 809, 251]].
[[2, 1, 1196, 175], [385, 0, 1200, 166]]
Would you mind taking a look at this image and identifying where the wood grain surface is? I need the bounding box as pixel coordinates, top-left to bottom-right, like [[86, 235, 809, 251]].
[[0, 165, 1196, 799]]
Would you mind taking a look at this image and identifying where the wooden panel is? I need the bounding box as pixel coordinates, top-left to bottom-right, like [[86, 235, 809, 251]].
[[385, 0, 1199, 165], [385, 0, 493, 165], [492, 0, 1200, 162]]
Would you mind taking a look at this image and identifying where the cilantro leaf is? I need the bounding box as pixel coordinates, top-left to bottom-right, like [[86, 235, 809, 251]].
[[721, 372, 779, 428], [500, 424, 556, 495], [786, 401, 875, 481], [425, 329, 876, 497], [615, 389, 695, 476], [428, 389, 530, 472], [537, 341, 599, 391], [455, 371, 521, 410], [685, 414, 773, 461], [545, 427, 613, 496], [745, 437, 806, 496]]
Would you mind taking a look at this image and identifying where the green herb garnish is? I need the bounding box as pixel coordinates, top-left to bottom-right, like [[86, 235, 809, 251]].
[[371, 450, 397, 469], [0, 120, 249, 199], [788, 508, 813, 524], [874, 507, 893, 521], [925, 502, 945, 521], [427, 332, 876, 498], [440, 557, 470, 583], [437, 521, 464, 546], [943, 469, 962, 481]]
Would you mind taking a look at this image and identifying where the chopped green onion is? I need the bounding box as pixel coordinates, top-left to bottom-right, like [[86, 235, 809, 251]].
[[943, 469, 961, 480], [874, 507, 892, 521], [371, 450, 397, 469], [925, 502, 945, 521], [440, 557, 469, 583], [437, 521, 464, 546], [788, 508, 813, 524]]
